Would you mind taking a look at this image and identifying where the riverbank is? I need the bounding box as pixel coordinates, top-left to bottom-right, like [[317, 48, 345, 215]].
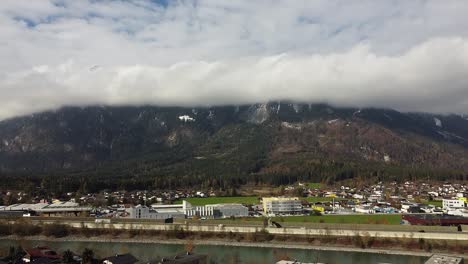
[[1, 219, 467, 256], [1, 235, 466, 260]]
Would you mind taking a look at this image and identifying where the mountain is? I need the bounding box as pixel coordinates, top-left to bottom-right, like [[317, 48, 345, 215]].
[[1, 103, 468, 190]]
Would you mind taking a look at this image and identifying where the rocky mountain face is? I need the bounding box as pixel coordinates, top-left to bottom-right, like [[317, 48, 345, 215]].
[[1, 103, 468, 183]]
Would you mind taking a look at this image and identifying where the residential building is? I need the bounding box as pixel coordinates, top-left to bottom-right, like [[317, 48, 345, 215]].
[[443, 199, 466, 209], [102, 254, 138, 264], [152, 252, 207, 264], [276, 261, 317, 264], [262, 197, 302, 215], [22, 246, 61, 263]]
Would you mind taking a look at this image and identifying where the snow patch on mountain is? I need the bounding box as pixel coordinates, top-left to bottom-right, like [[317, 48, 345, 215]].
[[434, 117, 442, 127], [292, 104, 300, 113], [328, 119, 339, 124], [179, 115, 195, 122], [248, 103, 269, 124], [281, 122, 302, 130], [384, 113, 393, 121]]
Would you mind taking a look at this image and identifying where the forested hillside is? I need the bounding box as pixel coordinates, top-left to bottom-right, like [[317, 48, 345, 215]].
[[1, 103, 468, 191]]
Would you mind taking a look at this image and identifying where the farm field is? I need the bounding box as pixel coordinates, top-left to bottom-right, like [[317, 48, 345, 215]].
[[175, 196, 260, 206]]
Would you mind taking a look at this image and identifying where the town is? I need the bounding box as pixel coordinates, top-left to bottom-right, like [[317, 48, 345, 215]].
[[0, 181, 468, 264], [0, 181, 467, 226]]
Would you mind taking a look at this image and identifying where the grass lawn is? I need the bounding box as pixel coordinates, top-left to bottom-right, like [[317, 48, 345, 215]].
[[424, 200, 443, 207], [226, 214, 402, 225], [175, 196, 260, 206], [304, 197, 346, 203], [307, 182, 322, 189]]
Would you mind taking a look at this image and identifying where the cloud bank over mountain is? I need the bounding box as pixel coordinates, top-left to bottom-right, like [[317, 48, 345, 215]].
[[1, 0, 468, 119]]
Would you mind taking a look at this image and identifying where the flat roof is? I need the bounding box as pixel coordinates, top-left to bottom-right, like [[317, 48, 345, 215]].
[[0, 203, 91, 212], [151, 204, 183, 209]]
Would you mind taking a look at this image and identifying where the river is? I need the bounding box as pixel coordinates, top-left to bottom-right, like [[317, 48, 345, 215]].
[[0, 239, 428, 264]]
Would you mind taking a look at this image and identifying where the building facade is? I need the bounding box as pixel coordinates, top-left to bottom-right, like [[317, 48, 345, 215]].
[[443, 199, 466, 209], [127, 205, 185, 219], [206, 203, 249, 218], [262, 197, 302, 215]]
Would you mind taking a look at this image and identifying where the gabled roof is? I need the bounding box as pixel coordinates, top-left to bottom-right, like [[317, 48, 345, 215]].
[[31, 257, 61, 264], [103, 254, 139, 264], [153, 252, 207, 264], [24, 246, 61, 259]]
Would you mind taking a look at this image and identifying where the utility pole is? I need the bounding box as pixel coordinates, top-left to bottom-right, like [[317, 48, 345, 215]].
[[332, 197, 335, 213]]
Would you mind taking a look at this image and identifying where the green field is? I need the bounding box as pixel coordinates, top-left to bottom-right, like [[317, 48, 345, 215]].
[[226, 214, 402, 225], [272, 214, 401, 225], [307, 182, 322, 189], [175, 196, 260, 206], [423, 200, 443, 207], [304, 197, 346, 203], [175, 196, 345, 205]]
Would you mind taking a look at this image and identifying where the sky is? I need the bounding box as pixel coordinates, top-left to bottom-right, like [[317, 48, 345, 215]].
[[1, 0, 468, 120]]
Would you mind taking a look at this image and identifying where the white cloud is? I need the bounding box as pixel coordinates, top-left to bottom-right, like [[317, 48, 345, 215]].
[[1, 0, 468, 119]]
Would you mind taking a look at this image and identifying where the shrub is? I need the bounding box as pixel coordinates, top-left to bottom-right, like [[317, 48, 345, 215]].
[[249, 229, 274, 242], [0, 223, 12, 235], [43, 224, 70, 238], [11, 223, 42, 236], [352, 234, 366, 249], [62, 249, 75, 264], [82, 248, 94, 264]]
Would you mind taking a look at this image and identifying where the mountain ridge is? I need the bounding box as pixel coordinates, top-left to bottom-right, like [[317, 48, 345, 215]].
[[1, 103, 467, 189]]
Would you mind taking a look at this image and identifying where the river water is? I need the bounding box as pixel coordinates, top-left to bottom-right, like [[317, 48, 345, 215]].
[[0, 239, 427, 264]]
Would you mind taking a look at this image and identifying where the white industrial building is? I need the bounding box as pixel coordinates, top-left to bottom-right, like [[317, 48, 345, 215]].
[[206, 203, 249, 218], [127, 200, 248, 219], [0, 202, 92, 217], [354, 205, 375, 214], [184, 200, 215, 218], [184, 201, 248, 218], [128, 204, 185, 219]]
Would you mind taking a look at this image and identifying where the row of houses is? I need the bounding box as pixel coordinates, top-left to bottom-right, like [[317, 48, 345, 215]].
[[18, 246, 207, 264]]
